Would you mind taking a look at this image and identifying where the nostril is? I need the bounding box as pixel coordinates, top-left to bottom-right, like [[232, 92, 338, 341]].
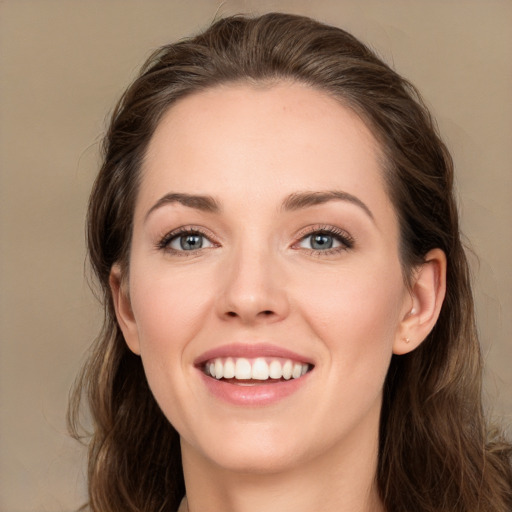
[[225, 310, 274, 318]]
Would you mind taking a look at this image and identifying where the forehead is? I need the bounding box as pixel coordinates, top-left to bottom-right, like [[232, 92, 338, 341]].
[[139, 82, 390, 218]]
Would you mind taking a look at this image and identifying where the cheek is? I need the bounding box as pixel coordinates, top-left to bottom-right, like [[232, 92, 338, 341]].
[[127, 266, 216, 433], [294, 265, 404, 432], [129, 266, 214, 359], [297, 262, 404, 366]]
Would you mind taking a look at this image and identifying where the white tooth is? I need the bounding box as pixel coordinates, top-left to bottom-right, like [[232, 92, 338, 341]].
[[282, 360, 293, 380], [223, 358, 235, 379], [301, 364, 308, 376], [214, 359, 223, 379], [235, 358, 252, 379], [252, 358, 269, 380], [209, 362, 215, 377], [292, 363, 302, 379], [269, 360, 283, 379]]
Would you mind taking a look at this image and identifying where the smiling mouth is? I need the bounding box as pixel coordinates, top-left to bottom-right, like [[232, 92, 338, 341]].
[[202, 357, 313, 383]]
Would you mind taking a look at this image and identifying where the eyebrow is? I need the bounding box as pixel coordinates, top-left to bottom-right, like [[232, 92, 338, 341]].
[[145, 189, 374, 222], [282, 191, 374, 221], [145, 192, 221, 221]]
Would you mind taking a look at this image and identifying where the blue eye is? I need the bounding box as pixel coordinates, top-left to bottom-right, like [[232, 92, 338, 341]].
[[161, 230, 214, 252], [297, 229, 353, 252], [310, 233, 336, 250]]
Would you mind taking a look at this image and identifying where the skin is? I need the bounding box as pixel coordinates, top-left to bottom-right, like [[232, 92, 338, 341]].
[[111, 82, 446, 512]]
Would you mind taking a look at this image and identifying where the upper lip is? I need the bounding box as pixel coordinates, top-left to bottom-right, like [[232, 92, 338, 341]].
[[194, 343, 314, 367]]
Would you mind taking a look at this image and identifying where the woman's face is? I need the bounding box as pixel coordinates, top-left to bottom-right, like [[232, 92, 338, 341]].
[[114, 82, 414, 473]]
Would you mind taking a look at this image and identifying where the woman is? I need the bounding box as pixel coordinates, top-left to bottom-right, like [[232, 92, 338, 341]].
[[69, 12, 512, 512]]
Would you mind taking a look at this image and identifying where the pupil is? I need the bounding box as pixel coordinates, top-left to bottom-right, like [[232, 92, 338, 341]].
[[180, 234, 202, 250], [312, 233, 333, 250]]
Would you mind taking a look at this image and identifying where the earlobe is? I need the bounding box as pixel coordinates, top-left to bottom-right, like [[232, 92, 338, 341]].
[[109, 264, 141, 355], [393, 248, 447, 355]]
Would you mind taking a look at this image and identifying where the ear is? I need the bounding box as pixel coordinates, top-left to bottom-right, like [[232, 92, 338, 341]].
[[393, 248, 447, 355], [109, 264, 141, 355]]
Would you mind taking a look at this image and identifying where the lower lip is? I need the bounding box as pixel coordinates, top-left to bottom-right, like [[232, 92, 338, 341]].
[[198, 370, 311, 406]]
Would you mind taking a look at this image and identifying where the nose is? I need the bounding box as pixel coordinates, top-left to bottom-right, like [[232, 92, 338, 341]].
[[216, 242, 289, 325]]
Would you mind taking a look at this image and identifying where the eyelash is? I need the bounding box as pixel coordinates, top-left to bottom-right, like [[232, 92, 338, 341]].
[[156, 226, 217, 256], [293, 225, 355, 255], [156, 225, 354, 256]]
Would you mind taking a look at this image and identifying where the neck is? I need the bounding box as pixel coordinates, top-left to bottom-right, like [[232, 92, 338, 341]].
[[181, 406, 385, 512]]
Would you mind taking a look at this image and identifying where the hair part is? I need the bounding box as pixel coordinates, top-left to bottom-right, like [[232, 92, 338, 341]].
[[69, 12, 512, 512]]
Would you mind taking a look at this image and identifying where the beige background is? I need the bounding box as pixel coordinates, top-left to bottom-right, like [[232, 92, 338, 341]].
[[0, 1, 510, 510]]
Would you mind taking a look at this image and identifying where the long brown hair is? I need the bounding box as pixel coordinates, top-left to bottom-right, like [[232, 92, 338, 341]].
[[69, 13, 512, 511]]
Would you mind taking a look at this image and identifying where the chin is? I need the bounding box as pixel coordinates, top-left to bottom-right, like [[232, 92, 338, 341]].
[[182, 421, 314, 475], [205, 444, 304, 475]]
